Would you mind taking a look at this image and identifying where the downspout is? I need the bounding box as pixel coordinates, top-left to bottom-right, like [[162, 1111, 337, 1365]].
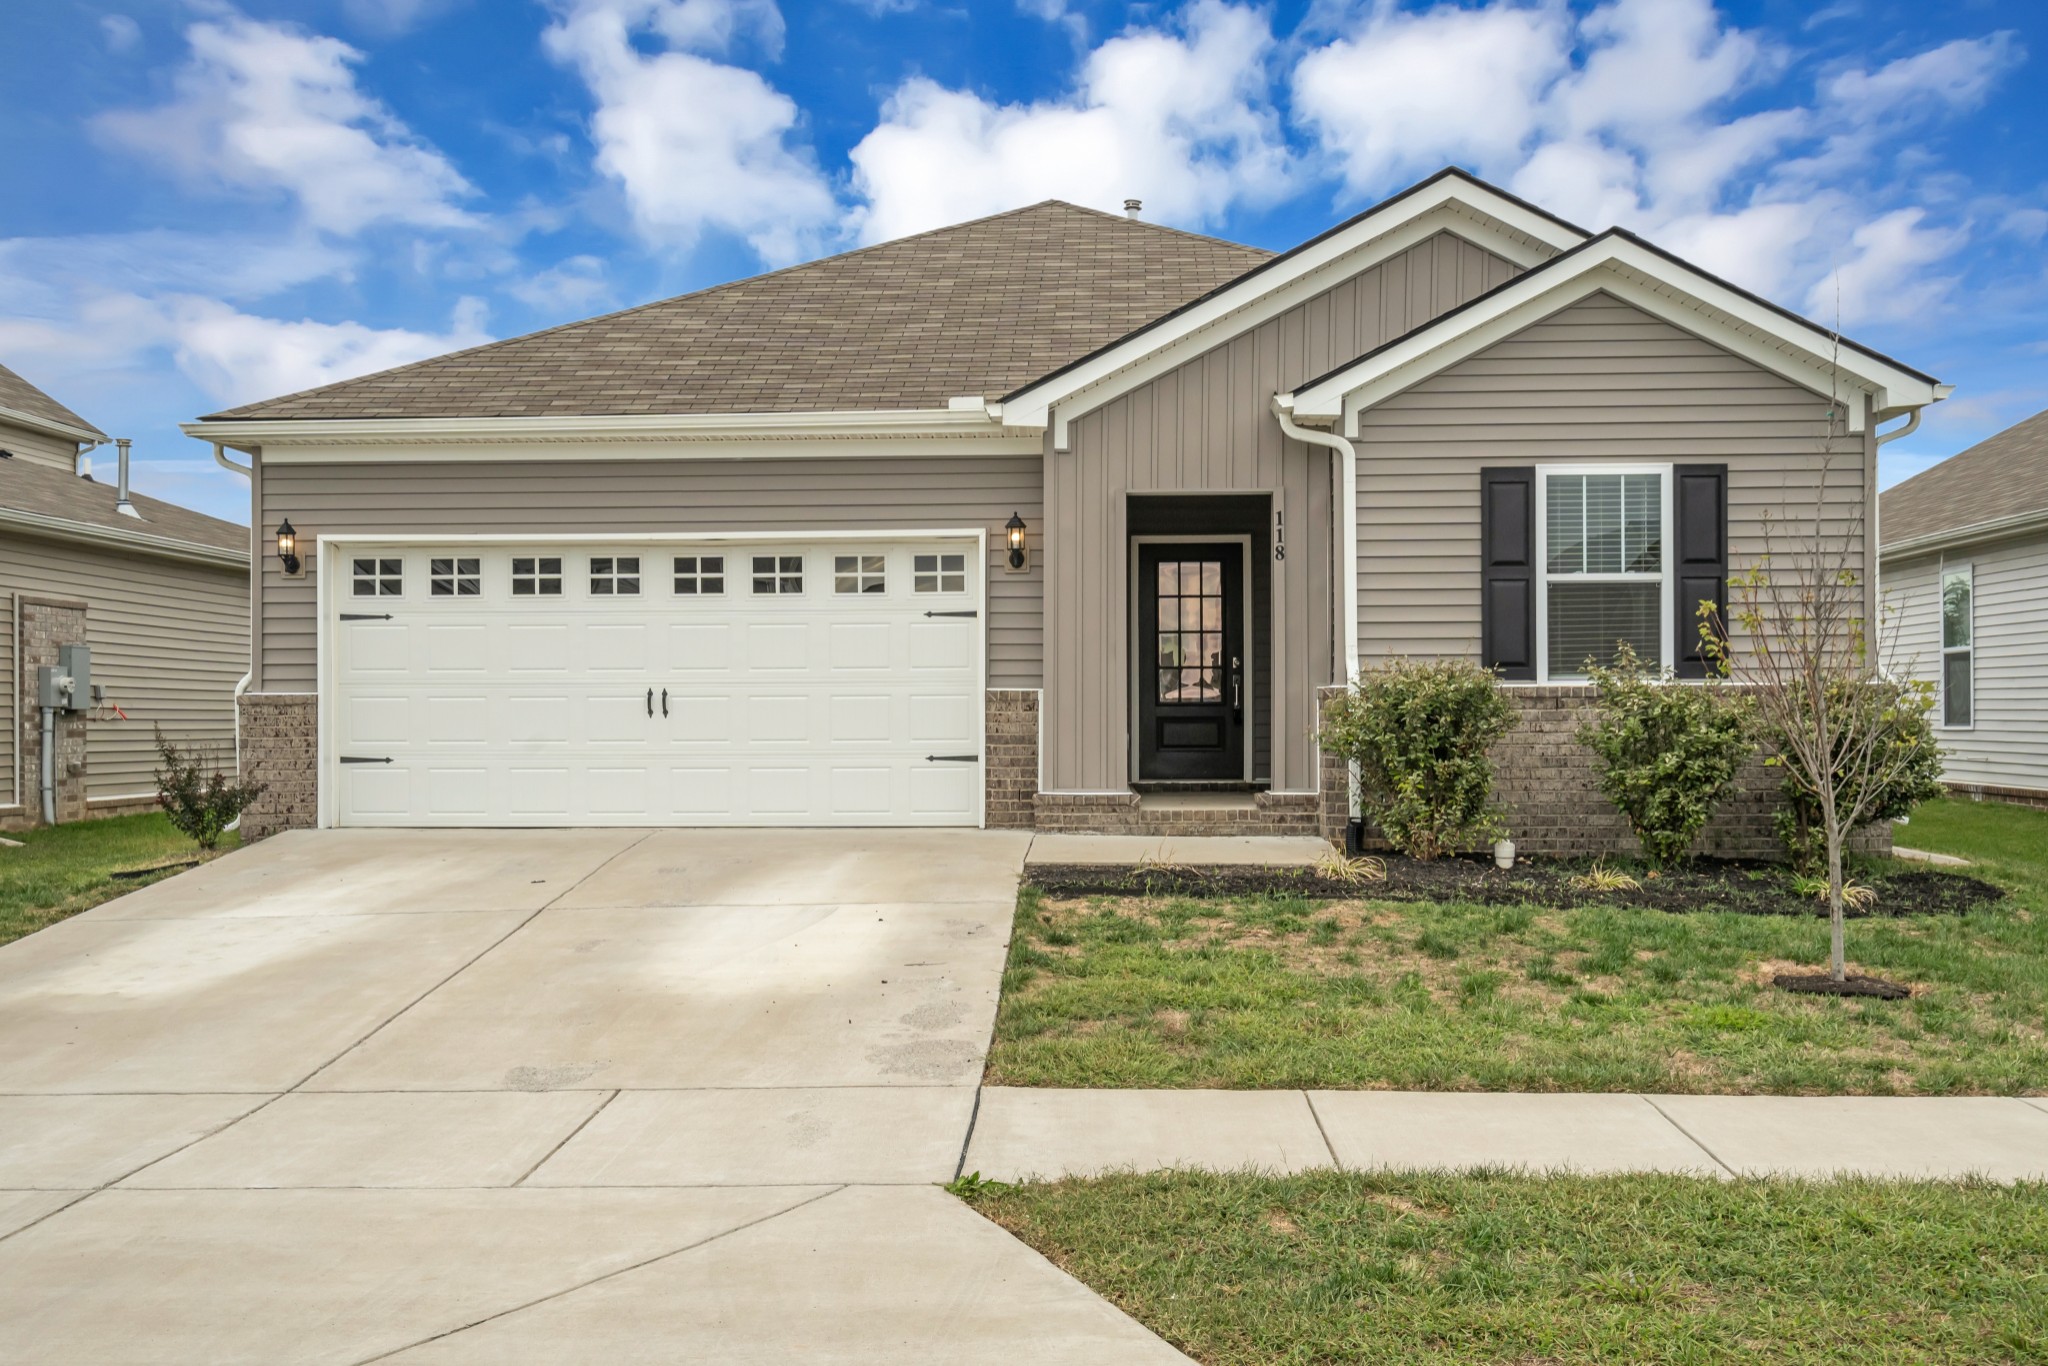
[[40, 705, 56, 826], [1868, 406, 1923, 653], [212, 442, 255, 827], [1271, 395, 1358, 684]]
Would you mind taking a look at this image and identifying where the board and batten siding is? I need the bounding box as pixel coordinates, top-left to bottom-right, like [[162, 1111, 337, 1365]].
[[253, 454, 1044, 692], [1047, 230, 1526, 794], [1885, 534, 2048, 796], [1353, 292, 1872, 666], [0, 534, 247, 802]]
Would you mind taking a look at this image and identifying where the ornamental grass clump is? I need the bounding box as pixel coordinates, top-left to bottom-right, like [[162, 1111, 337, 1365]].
[[1579, 643, 1755, 866], [1321, 658, 1515, 861]]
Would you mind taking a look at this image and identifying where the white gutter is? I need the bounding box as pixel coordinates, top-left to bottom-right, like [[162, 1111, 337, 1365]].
[[0, 505, 247, 568], [0, 404, 104, 446], [1271, 394, 1358, 684], [212, 441, 254, 476]]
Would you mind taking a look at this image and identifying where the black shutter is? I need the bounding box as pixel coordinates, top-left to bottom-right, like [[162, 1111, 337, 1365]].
[[1673, 463, 1729, 678], [1480, 466, 1536, 681]]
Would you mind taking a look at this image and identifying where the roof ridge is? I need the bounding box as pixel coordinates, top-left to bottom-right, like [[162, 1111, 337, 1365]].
[[209, 200, 1260, 420], [1038, 198, 1273, 255]]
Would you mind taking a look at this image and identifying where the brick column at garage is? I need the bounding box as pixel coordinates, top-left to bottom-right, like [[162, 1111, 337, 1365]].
[[238, 693, 318, 840], [16, 598, 90, 826]]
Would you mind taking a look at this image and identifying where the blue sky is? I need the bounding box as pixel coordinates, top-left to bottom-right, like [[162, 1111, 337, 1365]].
[[4, 0, 2043, 524]]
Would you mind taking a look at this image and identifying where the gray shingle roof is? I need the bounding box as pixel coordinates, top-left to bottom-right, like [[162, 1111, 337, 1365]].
[[208, 202, 1272, 422], [0, 454, 248, 556], [1882, 407, 2048, 549], [0, 362, 106, 439]]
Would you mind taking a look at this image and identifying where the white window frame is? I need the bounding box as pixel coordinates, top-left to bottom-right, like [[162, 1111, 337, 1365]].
[[671, 554, 726, 596], [751, 553, 805, 595], [427, 556, 481, 598], [1940, 561, 1974, 730], [510, 555, 564, 597], [832, 552, 888, 595], [1533, 463, 1675, 682], [914, 550, 968, 595], [588, 554, 643, 596], [350, 555, 405, 598]]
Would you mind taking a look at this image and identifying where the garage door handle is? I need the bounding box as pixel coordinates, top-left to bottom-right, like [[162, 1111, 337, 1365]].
[[661, 688, 669, 718], [339, 613, 392, 621], [339, 755, 392, 764], [926, 754, 979, 763], [646, 687, 653, 718], [924, 610, 978, 618]]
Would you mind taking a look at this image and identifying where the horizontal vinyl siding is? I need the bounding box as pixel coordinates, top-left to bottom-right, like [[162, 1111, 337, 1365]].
[[0, 536, 248, 801], [1356, 292, 1866, 666], [1048, 230, 1523, 792], [257, 454, 1044, 691], [1886, 537, 2048, 794], [0, 421, 80, 472]]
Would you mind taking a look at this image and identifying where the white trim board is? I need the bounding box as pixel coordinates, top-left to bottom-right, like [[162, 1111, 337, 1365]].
[[1007, 185, 1587, 450], [1284, 237, 1947, 435]]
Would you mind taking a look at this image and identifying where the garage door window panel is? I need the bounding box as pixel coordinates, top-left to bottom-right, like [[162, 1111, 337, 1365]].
[[914, 553, 966, 594], [591, 556, 641, 596], [753, 555, 803, 595], [674, 556, 724, 595], [512, 557, 563, 596], [429, 557, 481, 597], [834, 554, 886, 594], [352, 558, 403, 597]]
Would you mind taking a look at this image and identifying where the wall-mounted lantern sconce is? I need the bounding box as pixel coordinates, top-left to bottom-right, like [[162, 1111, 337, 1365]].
[[276, 519, 303, 577], [1005, 512, 1028, 572]]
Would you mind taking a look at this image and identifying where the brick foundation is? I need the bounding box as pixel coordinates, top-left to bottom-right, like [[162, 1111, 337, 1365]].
[[1033, 790, 1323, 837], [1318, 683, 1889, 862], [239, 693, 317, 841], [12, 599, 90, 828], [1944, 781, 2048, 813], [985, 690, 1039, 830]]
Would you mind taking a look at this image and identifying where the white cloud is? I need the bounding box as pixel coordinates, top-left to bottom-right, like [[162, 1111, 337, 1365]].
[[1808, 208, 1966, 326], [847, 1, 1291, 243], [508, 254, 614, 311], [93, 11, 475, 236], [543, 0, 834, 264], [169, 297, 493, 407], [99, 15, 142, 53], [1823, 33, 2021, 118]]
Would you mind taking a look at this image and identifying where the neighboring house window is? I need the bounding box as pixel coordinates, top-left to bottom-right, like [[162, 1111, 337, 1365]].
[[752, 554, 803, 594], [673, 555, 724, 595], [1536, 468, 1669, 679], [351, 557, 402, 597], [429, 557, 480, 597], [914, 552, 966, 593], [511, 556, 563, 596], [834, 554, 886, 594], [590, 556, 641, 595], [1942, 565, 1973, 727]]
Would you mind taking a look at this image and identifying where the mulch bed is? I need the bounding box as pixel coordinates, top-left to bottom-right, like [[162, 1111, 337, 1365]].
[[1774, 973, 1912, 999], [1025, 856, 2006, 919]]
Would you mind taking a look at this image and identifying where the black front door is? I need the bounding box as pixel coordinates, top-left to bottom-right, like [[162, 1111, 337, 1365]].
[[1136, 542, 1245, 781]]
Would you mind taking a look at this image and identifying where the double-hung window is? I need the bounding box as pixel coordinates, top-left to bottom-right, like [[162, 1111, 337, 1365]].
[[1537, 467, 1670, 679], [1941, 565, 1973, 727]]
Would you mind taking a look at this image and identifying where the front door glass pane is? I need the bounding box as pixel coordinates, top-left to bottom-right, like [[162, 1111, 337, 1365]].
[[1155, 558, 1223, 702]]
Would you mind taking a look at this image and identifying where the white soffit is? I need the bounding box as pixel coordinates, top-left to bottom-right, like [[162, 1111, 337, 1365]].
[[1002, 176, 1589, 449], [1285, 235, 1946, 436]]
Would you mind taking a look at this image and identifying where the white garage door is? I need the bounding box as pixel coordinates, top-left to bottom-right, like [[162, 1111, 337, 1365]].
[[327, 538, 983, 827]]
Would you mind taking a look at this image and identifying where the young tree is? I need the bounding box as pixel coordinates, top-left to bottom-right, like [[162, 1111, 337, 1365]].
[[1707, 397, 1940, 982]]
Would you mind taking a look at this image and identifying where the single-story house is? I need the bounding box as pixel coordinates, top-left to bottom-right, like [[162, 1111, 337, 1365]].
[[2, 362, 250, 829], [187, 169, 1946, 851], [1881, 406, 2048, 809]]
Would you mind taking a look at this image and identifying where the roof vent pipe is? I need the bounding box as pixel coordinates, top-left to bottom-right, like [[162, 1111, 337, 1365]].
[[114, 438, 141, 518], [1123, 198, 1142, 220]]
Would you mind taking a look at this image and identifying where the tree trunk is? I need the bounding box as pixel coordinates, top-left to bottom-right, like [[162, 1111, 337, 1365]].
[[1827, 826, 1846, 982]]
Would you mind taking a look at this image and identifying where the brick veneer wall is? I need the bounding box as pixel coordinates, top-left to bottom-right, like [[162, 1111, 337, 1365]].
[[1944, 782, 2048, 813], [985, 690, 1039, 830], [10, 599, 90, 828], [239, 692, 317, 840], [1318, 683, 1889, 861], [1033, 790, 1322, 837]]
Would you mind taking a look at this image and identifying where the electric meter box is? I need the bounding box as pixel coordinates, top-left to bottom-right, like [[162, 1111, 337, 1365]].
[[58, 645, 91, 703]]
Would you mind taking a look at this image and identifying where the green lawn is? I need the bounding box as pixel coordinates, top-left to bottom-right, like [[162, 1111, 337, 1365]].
[[0, 811, 236, 946], [988, 799, 2048, 1095], [959, 1168, 2048, 1365]]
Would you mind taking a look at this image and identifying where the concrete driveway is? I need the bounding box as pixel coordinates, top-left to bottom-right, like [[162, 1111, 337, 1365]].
[[0, 828, 1189, 1365]]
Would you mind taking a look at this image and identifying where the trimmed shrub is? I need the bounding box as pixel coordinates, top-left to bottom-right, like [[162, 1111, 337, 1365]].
[[1578, 644, 1755, 865], [154, 727, 264, 850], [1769, 676, 1945, 873], [1320, 658, 1516, 860]]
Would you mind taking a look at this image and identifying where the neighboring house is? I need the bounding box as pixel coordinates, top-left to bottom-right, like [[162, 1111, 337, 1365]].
[[187, 170, 1946, 852], [0, 363, 250, 829], [1881, 407, 2048, 808]]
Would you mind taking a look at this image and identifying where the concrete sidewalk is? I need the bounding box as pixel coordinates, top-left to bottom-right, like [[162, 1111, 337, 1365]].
[[964, 1088, 2048, 1182]]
